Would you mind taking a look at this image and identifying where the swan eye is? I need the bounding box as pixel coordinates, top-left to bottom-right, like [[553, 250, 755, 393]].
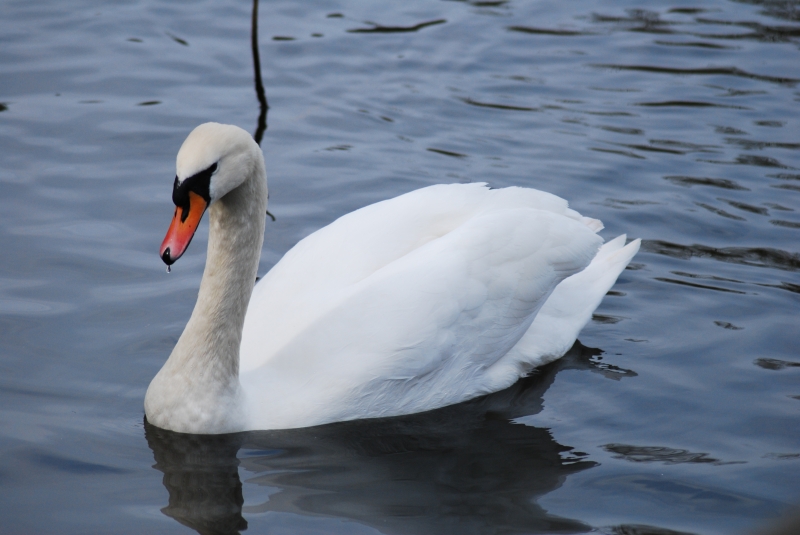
[[172, 162, 217, 221]]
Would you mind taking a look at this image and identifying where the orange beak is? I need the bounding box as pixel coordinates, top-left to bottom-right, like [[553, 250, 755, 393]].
[[160, 190, 208, 265]]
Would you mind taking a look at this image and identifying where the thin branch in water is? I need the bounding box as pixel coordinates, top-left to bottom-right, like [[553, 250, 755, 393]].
[[251, 0, 269, 145]]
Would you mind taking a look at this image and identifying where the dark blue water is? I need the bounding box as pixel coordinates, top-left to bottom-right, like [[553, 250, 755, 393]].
[[1, 0, 798, 533]]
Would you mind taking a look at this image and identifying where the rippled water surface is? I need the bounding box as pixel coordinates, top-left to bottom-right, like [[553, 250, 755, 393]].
[[1, 0, 799, 533]]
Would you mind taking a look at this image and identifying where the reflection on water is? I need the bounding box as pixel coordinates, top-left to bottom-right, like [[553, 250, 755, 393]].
[[146, 343, 620, 535], [147, 428, 247, 534], [347, 19, 447, 34], [602, 443, 743, 466], [642, 240, 800, 272]]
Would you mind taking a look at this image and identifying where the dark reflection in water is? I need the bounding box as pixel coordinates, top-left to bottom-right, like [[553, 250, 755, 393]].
[[605, 525, 698, 535], [146, 427, 248, 535], [642, 240, 800, 271], [145, 343, 624, 535], [347, 19, 447, 34], [602, 443, 743, 466], [591, 63, 799, 86], [754, 357, 800, 370], [508, 26, 590, 36], [664, 176, 750, 191]]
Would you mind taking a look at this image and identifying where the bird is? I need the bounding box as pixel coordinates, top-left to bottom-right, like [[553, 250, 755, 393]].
[[144, 122, 640, 434]]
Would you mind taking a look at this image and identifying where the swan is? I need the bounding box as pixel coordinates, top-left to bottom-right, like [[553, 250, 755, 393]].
[[144, 122, 640, 434]]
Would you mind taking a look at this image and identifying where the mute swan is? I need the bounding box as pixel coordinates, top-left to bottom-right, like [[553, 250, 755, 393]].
[[144, 123, 640, 434]]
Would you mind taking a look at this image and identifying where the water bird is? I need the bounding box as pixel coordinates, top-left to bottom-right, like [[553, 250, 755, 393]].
[[144, 122, 640, 433]]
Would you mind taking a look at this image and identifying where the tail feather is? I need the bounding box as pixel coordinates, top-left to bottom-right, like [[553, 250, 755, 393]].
[[483, 236, 640, 387]]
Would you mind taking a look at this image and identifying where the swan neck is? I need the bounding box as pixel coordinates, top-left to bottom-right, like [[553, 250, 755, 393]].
[[187, 168, 267, 377], [146, 154, 267, 433]]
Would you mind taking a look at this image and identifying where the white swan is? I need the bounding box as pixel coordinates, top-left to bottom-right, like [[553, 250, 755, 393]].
[[144, 123, 640, 434]]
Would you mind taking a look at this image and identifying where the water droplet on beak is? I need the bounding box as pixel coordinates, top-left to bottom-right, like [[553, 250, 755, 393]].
[[166, 265, 171, 273]]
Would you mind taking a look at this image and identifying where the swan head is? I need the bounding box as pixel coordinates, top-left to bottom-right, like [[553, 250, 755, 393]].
[[160, 123, 261, 265]]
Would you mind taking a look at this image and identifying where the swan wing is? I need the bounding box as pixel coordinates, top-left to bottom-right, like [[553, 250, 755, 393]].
[[240, 186, 603, 429], [240, 183, 592, 373]]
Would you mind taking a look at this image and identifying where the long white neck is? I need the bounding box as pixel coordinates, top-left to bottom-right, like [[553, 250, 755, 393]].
[[145, 160, 267, 434]]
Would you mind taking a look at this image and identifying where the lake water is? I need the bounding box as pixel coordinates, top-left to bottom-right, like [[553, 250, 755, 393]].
[[0, 0, 798, 533]]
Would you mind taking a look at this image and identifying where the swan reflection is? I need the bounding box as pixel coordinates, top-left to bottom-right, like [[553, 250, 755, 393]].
[[145, 342, 634, 535]]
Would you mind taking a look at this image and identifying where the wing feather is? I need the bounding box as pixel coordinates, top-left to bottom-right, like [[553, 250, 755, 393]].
[[240, 198, 602, 429]]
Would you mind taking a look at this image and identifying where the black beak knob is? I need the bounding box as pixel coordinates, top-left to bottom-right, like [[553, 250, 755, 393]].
[[161, 247, 175, 266]]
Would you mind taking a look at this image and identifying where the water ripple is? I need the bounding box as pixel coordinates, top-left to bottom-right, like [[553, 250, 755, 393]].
[[642, 240, 800, 271], [347, 19, 446, 34], [508, 26, 589, 36], [754, 358, 800, 371], [591, 64, 800, 86], [603, 443, 743, 465], [664, 175, 750, 190], [459, 97, 539, 112]]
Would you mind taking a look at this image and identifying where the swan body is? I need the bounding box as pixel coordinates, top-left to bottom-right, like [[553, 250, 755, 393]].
[[144, 123, 640, 434]]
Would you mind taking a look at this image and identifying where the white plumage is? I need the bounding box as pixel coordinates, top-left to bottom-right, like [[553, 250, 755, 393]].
[[144, 123, 640, 434]]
